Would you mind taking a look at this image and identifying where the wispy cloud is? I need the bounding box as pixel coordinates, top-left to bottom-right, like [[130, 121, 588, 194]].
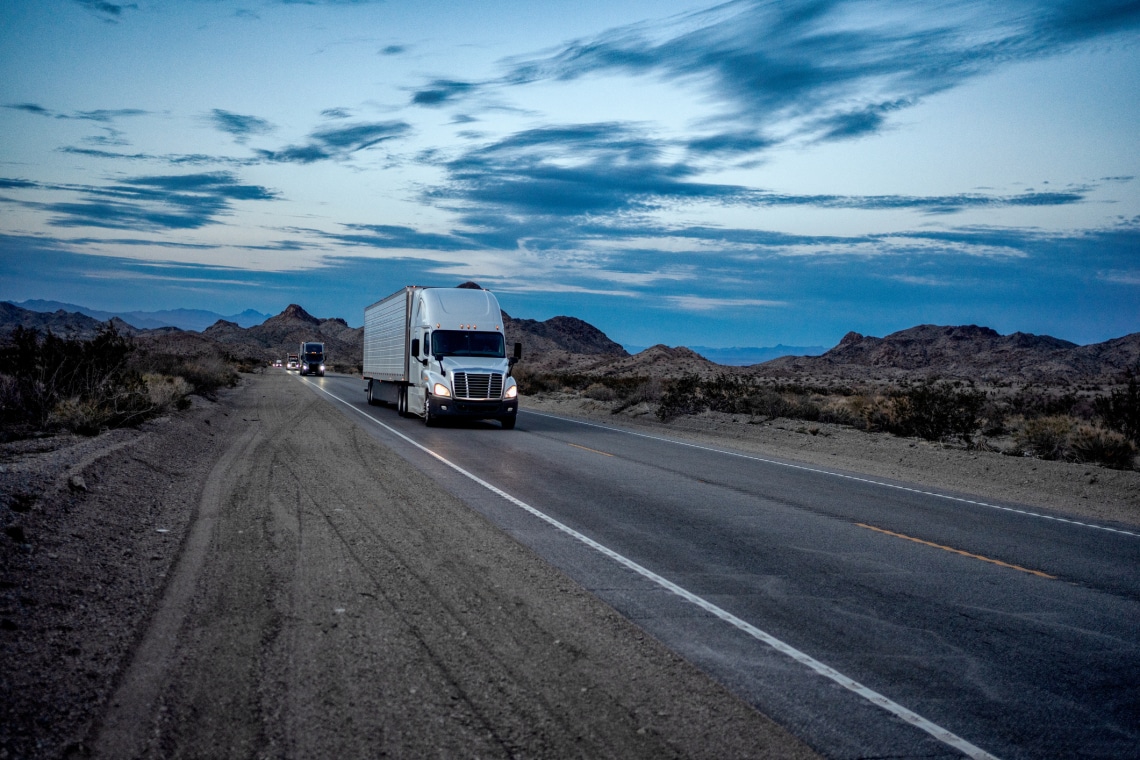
[[1099, 270, 1140, 285], [412, 80, 477, 106], [425, 116, 1089, 231], [73, 0, 137, 22], [5, 103, 149, 122], [209, 109, 274, 143], [666, 295, 787, 311], [27, 171, 280, 231], [57, 146, 259, 167], [256, 121, 412, 163]]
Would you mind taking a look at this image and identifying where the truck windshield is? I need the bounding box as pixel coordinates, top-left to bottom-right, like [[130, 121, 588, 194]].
[[304, 343, 323, 360], [431, 330, 505, 358]]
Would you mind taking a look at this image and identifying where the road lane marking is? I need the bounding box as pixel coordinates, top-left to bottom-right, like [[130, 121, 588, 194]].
[[306, 380, 1003, 760], [568, 443, 614, 457], [523, 410, 1139, 539], [856, 523, 1057, 579]]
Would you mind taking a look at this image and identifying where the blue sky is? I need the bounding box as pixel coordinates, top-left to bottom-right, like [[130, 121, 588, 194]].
[[1, 0, 1137, 349]]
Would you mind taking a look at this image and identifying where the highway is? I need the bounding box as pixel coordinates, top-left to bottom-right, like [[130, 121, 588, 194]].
[[306, 373, 1140, 760]]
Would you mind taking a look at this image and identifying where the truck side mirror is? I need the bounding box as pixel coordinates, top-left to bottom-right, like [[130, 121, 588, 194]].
[[513, 342, 523, 360], [411, 338, 420, 357]]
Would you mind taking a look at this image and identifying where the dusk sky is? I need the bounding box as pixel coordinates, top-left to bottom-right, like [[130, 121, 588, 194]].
[[2, 0, 1138, 350]]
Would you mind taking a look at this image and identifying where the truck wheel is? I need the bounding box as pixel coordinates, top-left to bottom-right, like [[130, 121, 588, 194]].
[[397, 387, 408, 416], [500, 416, 516, 430], [423, 398, 436, 427], [367, 381, 377, 406]]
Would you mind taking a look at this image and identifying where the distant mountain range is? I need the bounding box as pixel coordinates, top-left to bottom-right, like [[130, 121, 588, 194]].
[[10, 300, 270, 332], [2, 298, 1137, 384]]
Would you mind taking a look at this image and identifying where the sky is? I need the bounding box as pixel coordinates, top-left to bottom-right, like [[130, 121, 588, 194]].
[[1, 0, 1138, 350]]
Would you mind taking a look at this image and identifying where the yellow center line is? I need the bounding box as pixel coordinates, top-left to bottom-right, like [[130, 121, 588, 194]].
[[568, 443, 614, 457], [855, 522, 1057, 579]]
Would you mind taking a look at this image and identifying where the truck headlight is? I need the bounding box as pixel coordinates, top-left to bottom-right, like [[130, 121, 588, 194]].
[[505, 385, 518, 399], [432, 383, 452, 398], [319, 364, 325, 371]]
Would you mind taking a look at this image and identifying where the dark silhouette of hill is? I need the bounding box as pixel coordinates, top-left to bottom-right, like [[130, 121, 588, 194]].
[[0, 302, 108, 340], [3, 300, 1135, 383], [12, 299, 269, 331], [760, 324, 1140, 383]]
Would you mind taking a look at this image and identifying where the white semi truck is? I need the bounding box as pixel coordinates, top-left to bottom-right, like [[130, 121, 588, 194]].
[[362, 286, 522, 428]]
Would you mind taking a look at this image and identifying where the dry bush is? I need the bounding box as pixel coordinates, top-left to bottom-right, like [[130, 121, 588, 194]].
[[889, 380, 986, 443], [1013, 416, 1074, 460], [611, 378, 662, 414], [583, 383, 617, 402], [1068, 425, 1137, 470], [48, 397, 109, 436], [144, 373, 193, 412]]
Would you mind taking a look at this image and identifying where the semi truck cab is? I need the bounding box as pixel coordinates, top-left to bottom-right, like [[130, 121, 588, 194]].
[[298, 342, 325, 376], [363, 286, 521, 429]]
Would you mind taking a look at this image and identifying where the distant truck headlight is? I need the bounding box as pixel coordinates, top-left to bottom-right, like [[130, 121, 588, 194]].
[[319, 364, 325, 371], [432, 383, 452, 398], [505, 385, 518, 399]]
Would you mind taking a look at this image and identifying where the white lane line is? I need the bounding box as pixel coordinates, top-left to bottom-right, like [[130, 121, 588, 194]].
[[307, 380, 1003, 760], [523, 410, 1139, 538]]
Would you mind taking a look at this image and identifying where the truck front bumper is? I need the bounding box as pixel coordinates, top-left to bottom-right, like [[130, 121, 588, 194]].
[[428, 396, 517, 420]]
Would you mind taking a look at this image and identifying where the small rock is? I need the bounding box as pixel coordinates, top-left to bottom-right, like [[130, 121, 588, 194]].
[[68, 475, 87, 493]]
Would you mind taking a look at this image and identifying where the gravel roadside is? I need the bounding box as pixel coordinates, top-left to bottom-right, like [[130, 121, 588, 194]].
[[2, 373, 819, 759]]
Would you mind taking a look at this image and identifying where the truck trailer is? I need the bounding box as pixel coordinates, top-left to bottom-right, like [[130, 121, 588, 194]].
[[298, 341, 326, 376], [362, 286, 521, 428]]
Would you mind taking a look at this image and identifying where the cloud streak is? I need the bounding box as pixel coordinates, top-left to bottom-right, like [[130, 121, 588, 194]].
[[9, 172, 281, 231], [256, 121, 412, 163], [209, 109, 274, 143]]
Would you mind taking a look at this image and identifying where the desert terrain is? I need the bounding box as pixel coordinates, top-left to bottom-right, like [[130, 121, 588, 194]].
[[2, 300, 1138, 757], [2, 365, 1137, 757]]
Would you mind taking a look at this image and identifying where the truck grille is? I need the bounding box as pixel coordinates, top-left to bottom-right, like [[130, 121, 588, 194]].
[[453, 372, 503, 400]]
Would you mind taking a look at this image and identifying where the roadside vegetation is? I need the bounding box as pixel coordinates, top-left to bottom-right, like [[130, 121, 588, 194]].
[[0, 325, 242, 441], [517, 366, 1140, 471]]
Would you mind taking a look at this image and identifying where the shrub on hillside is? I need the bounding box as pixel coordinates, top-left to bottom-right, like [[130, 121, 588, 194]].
[[0, 326, 235, 439], [656, 375, 705, 420], [1013, 416, 1074, 460], [1068, 424, 1137, 470], [134, 352, 238, 398], [0, 325, 153, 435], [1094, 370, 1140, 446], [888, 380, 987, 443]]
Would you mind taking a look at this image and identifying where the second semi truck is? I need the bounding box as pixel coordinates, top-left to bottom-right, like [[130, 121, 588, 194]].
[[362, 286, 521, 428], [298, 341, 326, 376]]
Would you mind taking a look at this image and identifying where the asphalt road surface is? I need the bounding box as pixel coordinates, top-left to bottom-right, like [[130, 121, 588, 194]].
[[303, 372, 1140, 760]]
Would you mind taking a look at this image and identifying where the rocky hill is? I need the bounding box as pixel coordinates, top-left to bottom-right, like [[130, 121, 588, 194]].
[[760, 324, 1140, 383], [504, 315, 627, 360], [0, 302, 109, 340], [197, 304, 363, 366]]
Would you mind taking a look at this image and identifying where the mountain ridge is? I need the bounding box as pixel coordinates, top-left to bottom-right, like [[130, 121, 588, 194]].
[[10, 300, 270, 332], [2, 300, 1136, 383]]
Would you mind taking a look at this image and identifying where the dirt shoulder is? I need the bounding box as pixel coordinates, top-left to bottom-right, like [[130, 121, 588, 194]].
[[521, 393, 1140, 529], [1, 373, 819, 760]]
